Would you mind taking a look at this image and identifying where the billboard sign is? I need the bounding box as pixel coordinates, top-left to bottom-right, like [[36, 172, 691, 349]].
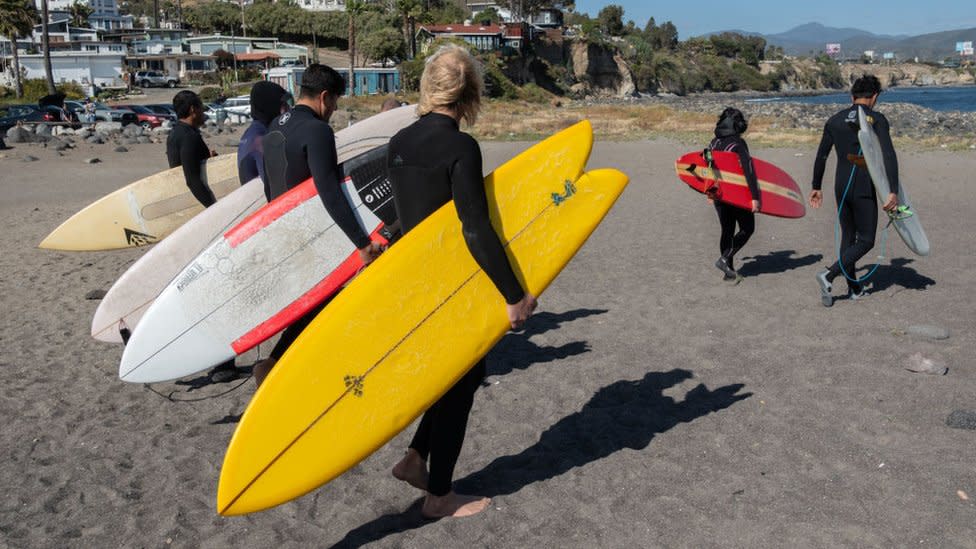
[[826, 43, 841, 54], [883, 52, 895, 60]]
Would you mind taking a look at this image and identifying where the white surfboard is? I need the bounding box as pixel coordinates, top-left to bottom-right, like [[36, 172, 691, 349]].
[[92, 105, 417, 344], [119, 141, 396, 383], [857, 106, 930, 256]]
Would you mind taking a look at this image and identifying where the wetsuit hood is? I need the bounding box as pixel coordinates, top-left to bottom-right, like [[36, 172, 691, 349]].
[[250, 81, 288, 126], [714, 115, 740, 138]]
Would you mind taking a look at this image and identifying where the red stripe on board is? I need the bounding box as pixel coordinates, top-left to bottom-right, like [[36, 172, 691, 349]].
[[224, 178, 318, 248], [230, 225, 388, 354]]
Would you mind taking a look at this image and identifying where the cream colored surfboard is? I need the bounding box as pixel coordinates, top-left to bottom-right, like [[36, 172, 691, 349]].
[[39, 154, 239, 251]]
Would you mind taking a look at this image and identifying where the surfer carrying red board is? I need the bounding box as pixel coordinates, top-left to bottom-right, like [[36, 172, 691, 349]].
[[809, 75, 900, 307], [387, 45, 538, 519], [708, 107, 761, 283], [251, 64, 386, 385]]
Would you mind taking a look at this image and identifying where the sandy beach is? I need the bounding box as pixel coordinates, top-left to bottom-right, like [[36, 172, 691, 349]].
[[0, 126, 974, 547]]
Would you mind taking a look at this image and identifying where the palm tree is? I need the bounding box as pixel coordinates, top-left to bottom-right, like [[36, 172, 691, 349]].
[[0, 0, 37, 98], [395, 0, 421, 59], [346, 0, 368, 96], [40, 0, 55, 95], [68, 0, 93, 27]]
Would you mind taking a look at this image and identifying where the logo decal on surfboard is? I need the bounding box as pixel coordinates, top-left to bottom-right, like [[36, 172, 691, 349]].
[[124, 228, 158, 246], [551, 180, 577, 205], [344, 375, 365, 397]]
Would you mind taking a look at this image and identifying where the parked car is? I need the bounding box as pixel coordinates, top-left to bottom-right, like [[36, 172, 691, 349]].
[[39, 105, 80, 127], [134, 70, 179, 88], [144, 104, 178, 121], [0, 104, 43, 132], [222, 95, 250, 116], [112, 104, 165, 129]]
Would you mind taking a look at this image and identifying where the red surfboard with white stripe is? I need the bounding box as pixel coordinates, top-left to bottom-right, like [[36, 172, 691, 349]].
[[675, 151, 805, 218], [119, 145, 396, 383]]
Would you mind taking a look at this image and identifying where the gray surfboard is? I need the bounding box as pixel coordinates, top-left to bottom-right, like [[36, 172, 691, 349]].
[[857, 106, 930, 256]]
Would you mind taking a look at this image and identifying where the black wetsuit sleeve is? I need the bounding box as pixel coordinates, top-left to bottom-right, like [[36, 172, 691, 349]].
[[735, 140, 761, 202], [874, 114, 899, 195], [182, 132, 215, 207], [308, 126, 371, 249], [811, 122, 833, 191], [451, 137, 525, 305]]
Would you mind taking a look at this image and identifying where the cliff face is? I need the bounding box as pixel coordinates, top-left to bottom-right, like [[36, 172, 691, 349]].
[[566, 40, 637, 98], [839, 63, 976, 87], [760, 59, 976, 91]]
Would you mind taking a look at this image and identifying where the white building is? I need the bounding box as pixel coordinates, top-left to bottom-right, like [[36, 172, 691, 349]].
[[294, 0, 345, 12], [35, 0, 133, 30], [15, 50, 126, 90]]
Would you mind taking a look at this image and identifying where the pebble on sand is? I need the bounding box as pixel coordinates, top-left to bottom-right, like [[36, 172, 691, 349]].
[[945, 410, 976, 430], [22, 155, 38, 162], [905, 324, 950, 340], [85, 289, 106, 300], [84, 158, 101, 164], [85, 289, 105, 299], [905, 353, 947, 375]]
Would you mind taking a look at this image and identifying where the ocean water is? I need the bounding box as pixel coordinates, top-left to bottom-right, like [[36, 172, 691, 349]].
[[746, 86, 976, 112]]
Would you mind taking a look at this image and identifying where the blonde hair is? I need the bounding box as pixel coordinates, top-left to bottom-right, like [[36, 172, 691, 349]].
[[417, 45, 483, 126]]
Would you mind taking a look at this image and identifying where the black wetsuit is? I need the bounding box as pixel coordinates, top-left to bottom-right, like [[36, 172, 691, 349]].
[[812, 104, 899, 290], [262, 104, 372, 359], [388, 113, 525, 497], [709, 121, 760, 268], [166, 121, 215, 207]]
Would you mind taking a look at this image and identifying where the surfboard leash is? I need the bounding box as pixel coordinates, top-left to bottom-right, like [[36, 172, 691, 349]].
[[143, 374, 254, 402], [834, 147, 889, 284]]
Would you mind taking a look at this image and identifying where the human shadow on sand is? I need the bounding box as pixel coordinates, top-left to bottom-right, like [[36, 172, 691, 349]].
[[330, 369, 750, 548], [487, 309, 608, 378], [736, 250, 823, 277], [858, 257, 935, 293]]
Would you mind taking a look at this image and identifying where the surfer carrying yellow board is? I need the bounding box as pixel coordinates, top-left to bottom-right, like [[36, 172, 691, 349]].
[[809, 75, 900, 307], [387, 45, 538, 519]]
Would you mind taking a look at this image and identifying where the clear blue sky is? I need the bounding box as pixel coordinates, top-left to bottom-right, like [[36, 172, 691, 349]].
[[572, 1, 976, 38]]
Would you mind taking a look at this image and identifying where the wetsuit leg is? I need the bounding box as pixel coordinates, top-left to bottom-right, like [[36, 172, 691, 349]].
[[408, 358, 486, 496], [827, 195, 877, 291], [715, 202, 737, 260], [727, 209, 755, 265]]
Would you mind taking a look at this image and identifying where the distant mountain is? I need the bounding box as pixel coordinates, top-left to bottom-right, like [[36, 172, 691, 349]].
[[702, 22, 975, 61]]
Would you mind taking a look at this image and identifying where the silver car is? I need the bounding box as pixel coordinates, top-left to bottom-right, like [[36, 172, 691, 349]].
[[134, 70, 180, 88]]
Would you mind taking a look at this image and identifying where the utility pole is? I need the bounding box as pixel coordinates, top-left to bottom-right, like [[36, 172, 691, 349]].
[[240, 0, 246, 38]]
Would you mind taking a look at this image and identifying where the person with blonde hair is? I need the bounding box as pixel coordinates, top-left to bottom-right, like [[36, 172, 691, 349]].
[[388, 45, 538, 519]]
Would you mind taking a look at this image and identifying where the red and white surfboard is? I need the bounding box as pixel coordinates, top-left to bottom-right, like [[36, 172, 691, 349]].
[[119, 145, 395, 383]]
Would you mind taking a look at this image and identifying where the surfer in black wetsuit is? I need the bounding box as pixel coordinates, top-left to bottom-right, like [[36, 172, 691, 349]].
[[166, 90, 240, 382], [237, 81, 291, 187], [249, 64, 385, 386], [167, 90, 217, 208], [708, 107, 760, 283], [387, 45, 537, 519], [809, 75, 899, 307]]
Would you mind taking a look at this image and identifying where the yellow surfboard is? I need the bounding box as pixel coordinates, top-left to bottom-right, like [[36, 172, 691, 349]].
[[39, 154, 239, 251], [218, 121, 628, 515]]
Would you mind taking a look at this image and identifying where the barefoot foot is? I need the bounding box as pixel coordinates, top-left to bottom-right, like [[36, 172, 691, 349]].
[[392, 449, 428, 491], [422, 492, 491, 519]]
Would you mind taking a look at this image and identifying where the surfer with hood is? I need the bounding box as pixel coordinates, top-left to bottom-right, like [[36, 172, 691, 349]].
[[809, 74, 899, 307], [237, 81, 292, 191], [708, 107, 761, 283]]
